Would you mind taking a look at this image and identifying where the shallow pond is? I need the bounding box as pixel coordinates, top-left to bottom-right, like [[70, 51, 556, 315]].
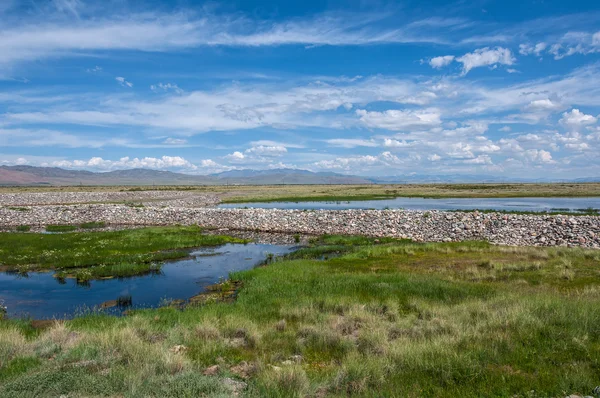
[[219, 197, 600, 213], [0, 243, 294, 320]]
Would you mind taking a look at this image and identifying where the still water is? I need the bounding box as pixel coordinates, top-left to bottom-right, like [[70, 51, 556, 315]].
[[0, 243, 293, 320], [218, 197, 600, 212]]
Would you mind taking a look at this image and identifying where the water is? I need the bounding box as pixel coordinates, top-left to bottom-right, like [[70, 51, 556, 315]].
[[0, 243, 293, 320], [219, 197, 600, 213]]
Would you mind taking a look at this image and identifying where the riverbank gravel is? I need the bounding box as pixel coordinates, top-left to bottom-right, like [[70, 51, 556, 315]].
[[1, 203, 599, 248], [0, 191, 220, 207]]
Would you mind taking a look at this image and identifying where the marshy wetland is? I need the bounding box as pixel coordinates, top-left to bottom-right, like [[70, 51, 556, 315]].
[[1, 231, 600, 397], [1, 185, 600, 397]]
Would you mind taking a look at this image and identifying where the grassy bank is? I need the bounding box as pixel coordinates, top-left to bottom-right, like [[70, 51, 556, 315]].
[[0, 226, 245, 279], [2, 236, 600, 397], [3, 182, 600, 201], [216, 183, 600, 203]]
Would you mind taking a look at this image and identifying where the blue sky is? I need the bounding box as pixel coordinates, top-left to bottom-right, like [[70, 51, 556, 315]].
[[1, 0, 599, 178]]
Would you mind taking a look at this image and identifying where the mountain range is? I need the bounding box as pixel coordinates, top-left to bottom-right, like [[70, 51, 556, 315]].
[[0, 165, 598, 186]]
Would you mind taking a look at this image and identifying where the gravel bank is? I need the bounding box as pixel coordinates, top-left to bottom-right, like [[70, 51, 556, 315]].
[[1, 204, 599, 248], [0, 191, 219, 207]]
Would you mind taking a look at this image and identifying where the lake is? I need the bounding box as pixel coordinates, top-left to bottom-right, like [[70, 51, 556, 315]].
[[218, 197, 600, 212], [0, 243, 294, 320]]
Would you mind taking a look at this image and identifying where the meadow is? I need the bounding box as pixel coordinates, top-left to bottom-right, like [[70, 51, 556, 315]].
[[1, 233, 600, 397]]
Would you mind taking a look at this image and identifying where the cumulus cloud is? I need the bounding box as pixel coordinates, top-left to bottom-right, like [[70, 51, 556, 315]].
[[428, 153, 441, 161], [224, 151, 246, 162], [525, 99, 562, 112], [245, 145, 287, 157], [559, 109, 597, 130], [49, 155, 198, 171], [429, 55, 455, 69], [115, 76, 133, 88], [356, 108, 442, 131], [312, 151, 405, 172], [223, 145, 287, 164], [455, 47, 515, 75], [523, 149, 554, 164]]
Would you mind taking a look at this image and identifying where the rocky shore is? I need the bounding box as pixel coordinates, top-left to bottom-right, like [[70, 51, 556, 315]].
[[1, 203, 599, 248]]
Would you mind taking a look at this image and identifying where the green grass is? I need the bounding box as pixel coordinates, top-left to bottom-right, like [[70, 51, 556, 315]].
[[0, 226, 245, 276], [79, 221, 106, 229], [15, 225, 30, 232], [6, 207, 30, 212], [45, 225, 78, 233], [2, 236, 600, 397]]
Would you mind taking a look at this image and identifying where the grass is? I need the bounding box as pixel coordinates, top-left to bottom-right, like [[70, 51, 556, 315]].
[[0, 226, 245, 278], [15, 225, 30, 232], [45, 225, 78, 233], [3, 183, 600, 200], [2, 235, 600, 397], [214, 183, 600, 203], [79, 221, 106, 229]]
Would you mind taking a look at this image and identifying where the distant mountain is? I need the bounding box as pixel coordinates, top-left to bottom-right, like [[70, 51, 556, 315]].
[[0, 166, 371, 186], [212, 168, 371, 184], [0, 165, 597, 186]]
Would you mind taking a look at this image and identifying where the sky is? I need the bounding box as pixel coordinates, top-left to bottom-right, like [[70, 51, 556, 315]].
[[1, 0, 600, 178]]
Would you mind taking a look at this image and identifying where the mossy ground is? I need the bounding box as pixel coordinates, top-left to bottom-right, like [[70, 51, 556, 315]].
[[1, 235, 600, 397]]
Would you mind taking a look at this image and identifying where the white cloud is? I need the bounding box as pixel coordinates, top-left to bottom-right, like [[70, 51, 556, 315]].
[[455, 47, 515, 75], [224, 151, 246, 162], [325, 138, 377, 148], [0, 8, 472, 75], [499, 126, 511, 132], [245, 145, 287, 157], [525, 99, 562, 111], [546, 31, 600, 60], [162, 137, 187, 145], [250, 140, 305, 149], [523, 149, 554, 164], [383, 138, 414, 148], [464, 154, 492, 164], [519, 42, 547, 56], [151, 83, 183, 94], [50, 155, 198, 171], [223, 145, 287, 164], [559, 109, 597, 130], [356, 108, 442, 131], [428, 154, 441, 161], [429, 55, 455, 69], [86, 65, 102, 73], [312, 151, 406, 172], [115, 76, 133, 88]]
